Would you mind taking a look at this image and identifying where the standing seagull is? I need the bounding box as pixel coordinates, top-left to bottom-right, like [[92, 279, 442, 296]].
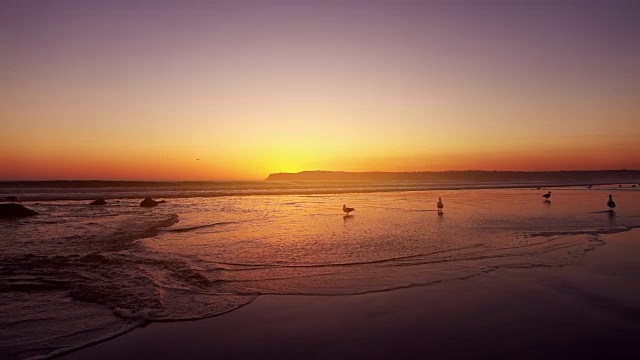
[[607, 194, 616, 211], [437, 197, 444, 213], [343, 204, 355, 216], [542, 191, 551, 200]]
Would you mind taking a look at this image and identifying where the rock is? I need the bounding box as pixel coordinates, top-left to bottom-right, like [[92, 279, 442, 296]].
[[89, 198, 107, 205], [0, 203, 38, 218], [140, 197, 166, 207]]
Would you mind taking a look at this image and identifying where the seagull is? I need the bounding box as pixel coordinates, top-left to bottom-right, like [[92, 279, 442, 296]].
[[587, 185, 592, 189], [437, 197, 444, 213], [607, 194, 616, 211], [343, 204, 355, 216], [542, 191, 551, 200]]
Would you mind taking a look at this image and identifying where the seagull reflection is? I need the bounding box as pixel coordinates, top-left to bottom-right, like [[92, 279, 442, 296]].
[[608, 210, 617, 228]]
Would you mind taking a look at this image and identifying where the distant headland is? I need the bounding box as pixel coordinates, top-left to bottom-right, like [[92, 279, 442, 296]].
[[266, 170, 640, 182]]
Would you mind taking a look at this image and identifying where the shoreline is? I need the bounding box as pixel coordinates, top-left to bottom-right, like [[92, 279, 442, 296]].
[[59, 229, 640, 360]]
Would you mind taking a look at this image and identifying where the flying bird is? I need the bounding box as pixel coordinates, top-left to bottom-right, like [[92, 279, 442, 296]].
[[437, 197, 444, 213], [343, 204, 355, 216], [607, 194, 616, 211], [542, 191, 551, 200]]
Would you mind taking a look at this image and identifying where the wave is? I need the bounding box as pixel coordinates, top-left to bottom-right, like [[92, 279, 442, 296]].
[[525, 225, 640, 238], [212, 243, 488, 269], [24, 321, 144, 360], [2, 179, 638, 202], [5, 187, 640, 359], [209, 238, 599, 280], [161, 221, 238, 233]]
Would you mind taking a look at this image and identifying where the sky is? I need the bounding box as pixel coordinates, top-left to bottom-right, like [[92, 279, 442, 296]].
[[1, 0, 639, 180]]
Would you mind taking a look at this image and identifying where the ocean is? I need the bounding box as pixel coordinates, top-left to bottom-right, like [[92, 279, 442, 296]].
[[1, 180, 639, 359]]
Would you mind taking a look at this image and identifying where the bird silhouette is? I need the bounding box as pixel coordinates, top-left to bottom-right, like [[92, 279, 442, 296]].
[[437, 197, 444, 213], [343, 204, 355, 216], [542, 191, 551, 200], [587, 185, 592, 189], [607, 194, 616, 211]]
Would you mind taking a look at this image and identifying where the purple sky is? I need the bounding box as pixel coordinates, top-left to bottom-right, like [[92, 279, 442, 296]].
[[2, 0, 639, 179]]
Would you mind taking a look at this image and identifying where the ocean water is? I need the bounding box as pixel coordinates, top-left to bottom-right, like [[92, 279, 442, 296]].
[[1, 182, 639, 359]]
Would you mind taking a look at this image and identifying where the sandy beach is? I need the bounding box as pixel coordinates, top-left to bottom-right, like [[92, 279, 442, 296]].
[[61, 229, 639, 360]]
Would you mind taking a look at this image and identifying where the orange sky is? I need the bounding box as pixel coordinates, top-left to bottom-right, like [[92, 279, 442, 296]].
[[2, 2, 639, 180]]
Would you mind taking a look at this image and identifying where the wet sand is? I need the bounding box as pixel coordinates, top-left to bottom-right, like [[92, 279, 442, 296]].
[[62, 229, 639, 360]]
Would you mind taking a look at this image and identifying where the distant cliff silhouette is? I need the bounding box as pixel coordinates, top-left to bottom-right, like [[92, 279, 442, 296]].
[[266, 170, 640, 182]]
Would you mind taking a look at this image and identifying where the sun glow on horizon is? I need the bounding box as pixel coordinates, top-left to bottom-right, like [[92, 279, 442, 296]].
[[2, 1, 639, 180]]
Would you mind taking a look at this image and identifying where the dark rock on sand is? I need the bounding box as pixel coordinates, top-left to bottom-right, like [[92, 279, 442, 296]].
[[0, 203, 38, 218], [89, 198, 107, 206], [140, 197, 166, 207]]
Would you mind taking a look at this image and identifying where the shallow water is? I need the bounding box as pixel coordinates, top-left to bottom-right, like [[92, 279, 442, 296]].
[[1, 185, 639, 359]]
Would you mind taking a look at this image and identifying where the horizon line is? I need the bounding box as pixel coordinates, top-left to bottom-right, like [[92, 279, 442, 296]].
[[1, 168, 639, 183]]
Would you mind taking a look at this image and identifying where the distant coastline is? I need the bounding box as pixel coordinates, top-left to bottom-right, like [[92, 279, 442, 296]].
[[1, 170, 639, 187], [266, 170, 640, 182]]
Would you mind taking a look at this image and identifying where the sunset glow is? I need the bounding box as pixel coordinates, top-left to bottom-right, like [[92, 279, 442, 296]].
[[2, 1, 639, 180]]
